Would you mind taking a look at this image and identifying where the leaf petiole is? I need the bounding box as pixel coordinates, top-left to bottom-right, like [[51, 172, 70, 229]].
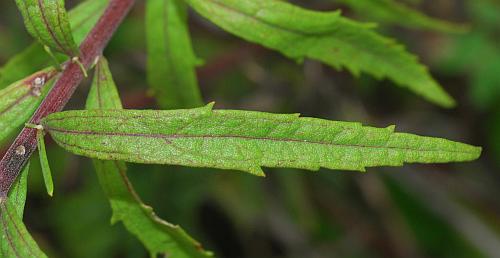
[[72, 56, 88, 77]]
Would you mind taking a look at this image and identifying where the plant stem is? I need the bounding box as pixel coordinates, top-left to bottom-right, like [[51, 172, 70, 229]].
[[0, 0, 135, 198]]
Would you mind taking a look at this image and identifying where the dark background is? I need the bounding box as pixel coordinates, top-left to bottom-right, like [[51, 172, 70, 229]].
[[1, 0, 499, 257]]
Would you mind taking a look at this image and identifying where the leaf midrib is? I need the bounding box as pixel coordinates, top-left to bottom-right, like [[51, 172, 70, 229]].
[[199, 0, 432, 82], [44, 126, 478, 155]]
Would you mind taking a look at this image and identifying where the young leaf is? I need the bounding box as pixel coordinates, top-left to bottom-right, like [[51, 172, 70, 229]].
[[15, 0, 79, 57], [185, 0, 455, 108], [0, 164, 48, 258], [146, 0, 203, 109], [0, 69, 57, 144], [0, 0, 109, 90], [85, 58, 213, 257], [335, 0, 468, 33], [41, 104, 481, 176], [37, 129, 54, 197]]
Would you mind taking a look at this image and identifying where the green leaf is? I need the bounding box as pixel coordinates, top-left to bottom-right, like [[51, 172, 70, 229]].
[[86, 58, 123, 110], [185, 0, 455, 107], [0, 0, 109, 90], [42, 104, 481, 176], [0, 164, 48, 258], [15, 0, 79, 57], [85, 58, 213, 257], [335, 0, 468, 33], [37, 129, 54, 197], [0, 68, 57, 144], [146, 0, 203, 109]]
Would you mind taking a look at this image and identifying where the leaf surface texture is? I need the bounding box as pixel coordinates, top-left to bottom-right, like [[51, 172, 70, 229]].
[[42, 105, 481, 176], [15, 0, 79, 56], [0, 69, 57, 143], [186, 0, 455, 107], [85, 58, 213, 258]]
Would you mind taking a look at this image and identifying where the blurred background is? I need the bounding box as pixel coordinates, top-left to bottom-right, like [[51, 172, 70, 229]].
[[1, 0, 499, 257]]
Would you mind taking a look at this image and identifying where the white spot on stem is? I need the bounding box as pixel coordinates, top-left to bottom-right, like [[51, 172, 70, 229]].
[[15, 145, 26, 156]]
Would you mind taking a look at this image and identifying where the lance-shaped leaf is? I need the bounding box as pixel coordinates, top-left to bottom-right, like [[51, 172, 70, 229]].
[[37, 129, 54, 197], [335, 0, 468, 33], [0, 0, 109, 90], [0, 69, 57, 144], [85, 58, 213, 257], [185, 0, 455, 108], [15, 0, 79, 57], [41, 104, 481, 176], [0, 164, 48, 258], [146, 0, 203, 109]]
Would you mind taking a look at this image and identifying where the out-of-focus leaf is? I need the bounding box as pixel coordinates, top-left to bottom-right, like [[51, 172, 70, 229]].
[[37, 129, 54, 197], [146, 0, 203, 109], [438, 0, 500, 110], [0, 0, 109, 90], [85, 58, 213, 258], [14, 0, 79, 56], [385, 176, 486, 258], [0, 68, 57, 143], [42, 104, 481, 176], [335, 0, 468, 33], [185, 0, 455, 108], [0, 163, 47, 258]]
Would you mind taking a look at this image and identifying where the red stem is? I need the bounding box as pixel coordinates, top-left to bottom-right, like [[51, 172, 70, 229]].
[[0, 0, 135, 197]]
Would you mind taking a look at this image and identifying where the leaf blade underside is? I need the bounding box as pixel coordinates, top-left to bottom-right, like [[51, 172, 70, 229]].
[[42, 105, 481, 176], [0, 164, 48, 258], [185, 0, 456, 107], [0, 68, 57, 144], [85, 58, 213, 258], [0, 0, 109, 90], [14, 0, 79, 56]]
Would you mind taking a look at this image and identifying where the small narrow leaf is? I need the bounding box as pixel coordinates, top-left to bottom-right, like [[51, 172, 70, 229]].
[[42, 105, 481, 176], [15, 0, 79, 57], [37, 129, 54, 197], [336, 0, 468, 33], [85, 58, 212, 257], [0, 0, 109, 90], [146, 0, 203, 109], [0, 164, 47, 258], [0, 69, 57, 144], [185, 0, 455, 107]]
